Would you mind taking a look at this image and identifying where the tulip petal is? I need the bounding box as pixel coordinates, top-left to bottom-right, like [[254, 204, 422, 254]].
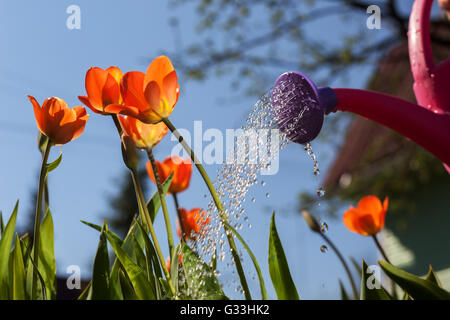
[[343, 207, 363, 234], [120, 71, 149, 112], [357, 195, 383, 215], [28, 95, 47, 134], [78, 95, 103, 114], [106, 66, 123, 85], [144, 56, 175, 89], [85, 67, 109, 111], [104, 104, 140, 118], [144, 81, 161, 109], [163, 70, 180, 107], [102, 73, 121, 107]]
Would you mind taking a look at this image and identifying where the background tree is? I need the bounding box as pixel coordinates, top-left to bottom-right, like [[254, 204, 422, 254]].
[[166, 0, 450, 94]]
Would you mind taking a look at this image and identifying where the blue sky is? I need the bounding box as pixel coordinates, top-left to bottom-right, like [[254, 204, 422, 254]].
[[0, 0, 426, 299]]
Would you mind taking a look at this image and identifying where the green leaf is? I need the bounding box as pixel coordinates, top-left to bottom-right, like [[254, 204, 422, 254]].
[[81, 220, 124, 247], [37, 208, 56, 299], [109, 219, 144, 300], [0, 212, 4, 236], [77, 282, 92, 300], [91, 226, 111, 300], [0, 200, 19, 299], [339, 280, 350, 300], [147, 172, 173, 222], [379, 261, 450, 300], [19, 234, 32, 269], [268, 212, 299, 300], [132, 233, 156, 298], [360, 260, 391, 300], [223, 220, 268, 300], [119, 269, 138, 300], [425, 265, 442, 288], [12, 234, 26, 300], [135, 219, 162, 299], [105, 225, 155, 300], [45, 153, 62, 177], [82, 219, 126, 300], [181, 243, 228, 300], [170, 244, 181, 292], [25, 251, 47, 300]]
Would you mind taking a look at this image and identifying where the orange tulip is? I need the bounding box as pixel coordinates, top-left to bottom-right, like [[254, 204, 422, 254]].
[[111, 56, 180, 124], [28, 96, 89, 145], [78, 66, 124, 115], [118, 115, 168, 150], [146, 156, 192, 194], [343, 195, 389, 236], [177, 208, 210, 240]]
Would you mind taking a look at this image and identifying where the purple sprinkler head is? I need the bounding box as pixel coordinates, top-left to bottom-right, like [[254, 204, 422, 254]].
[[271, 71, 337, 144]]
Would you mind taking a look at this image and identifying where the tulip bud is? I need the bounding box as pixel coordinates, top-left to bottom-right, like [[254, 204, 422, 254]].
[[301, 210, 321, 233], [121, 135, 140, 170]]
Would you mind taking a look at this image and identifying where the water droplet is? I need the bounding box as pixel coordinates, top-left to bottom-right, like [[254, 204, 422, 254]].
[[265, 192, 270, 198], [316, 187, 325, 197], [251, 197, 256, 202], [320, 222, 328, 233], [320, 245, 328, 253], [261, 180, 266, 186]]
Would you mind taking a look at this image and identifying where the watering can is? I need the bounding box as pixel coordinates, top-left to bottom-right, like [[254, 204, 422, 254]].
[[273, 0, 450, 167]]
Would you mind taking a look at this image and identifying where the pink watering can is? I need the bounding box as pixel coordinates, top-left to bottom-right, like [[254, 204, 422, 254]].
[[272, 0, 450, 168]]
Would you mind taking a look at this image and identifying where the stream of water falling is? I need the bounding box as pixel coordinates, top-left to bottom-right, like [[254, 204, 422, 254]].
[[193, 83, 322, 297]]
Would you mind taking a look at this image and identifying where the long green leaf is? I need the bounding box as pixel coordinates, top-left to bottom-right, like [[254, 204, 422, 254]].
[[105, 227, 155, 300], [45, 153, 62, 177], [0, 212, 4, 236], [268, 212, 299, 300], [223, 220, 268, 300], [38, 208, 56, 299], [119, 268, 138, 300], [81, 220, 123, 246], [425, 265, 442, 288], [135, 219, 163, 299], [360, 260, 391, 300], [12, 234, 26, 300], [379, 261, 450, 300], [77, 282, 92, 300], [91, 227, 111, 300], [132, 233, 156, 297], [181, 243, 227, 300], [147, 172, 173, 222], [170, 244, 181, 292], [0, 200, 19, 299]]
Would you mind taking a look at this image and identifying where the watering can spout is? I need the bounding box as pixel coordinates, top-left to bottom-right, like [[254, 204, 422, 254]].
[[271, 71, 450, 165]]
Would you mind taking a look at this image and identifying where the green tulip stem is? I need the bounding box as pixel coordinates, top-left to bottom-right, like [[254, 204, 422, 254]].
[[31, 140, 52, 298], [372, 235, 391, 264], [146, 148, 175, 256]]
